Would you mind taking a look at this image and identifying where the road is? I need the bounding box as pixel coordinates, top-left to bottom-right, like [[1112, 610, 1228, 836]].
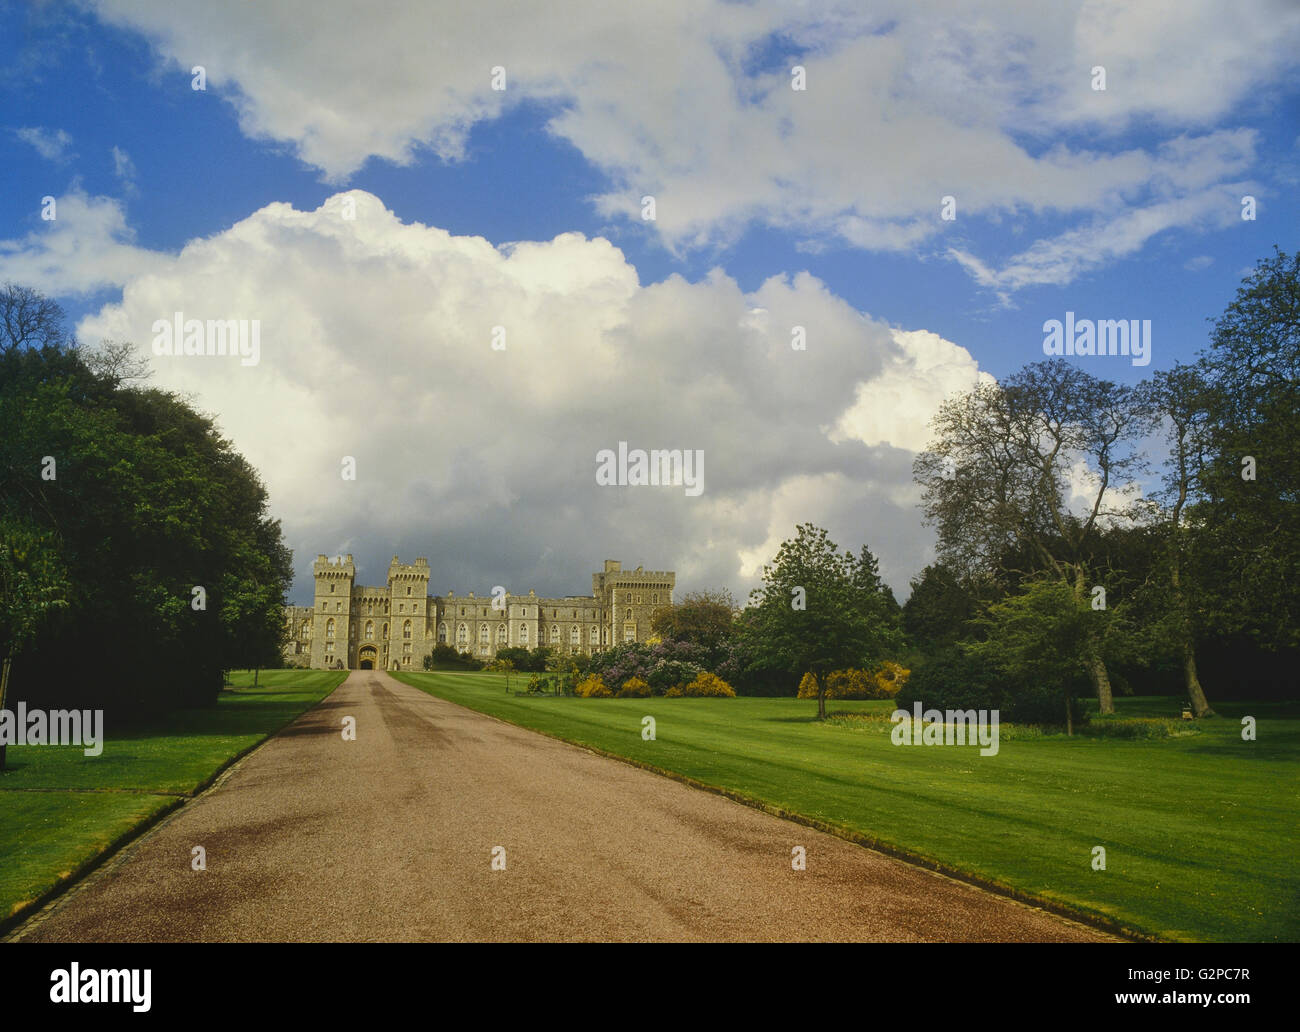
[[15, 670, 1112, 942]]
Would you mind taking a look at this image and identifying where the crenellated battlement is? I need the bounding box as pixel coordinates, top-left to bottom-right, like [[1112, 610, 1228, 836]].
[[289, 555, 673, 670]]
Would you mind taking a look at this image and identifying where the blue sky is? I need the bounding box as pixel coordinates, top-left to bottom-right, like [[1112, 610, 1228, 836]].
[[3, 0, 1298, 600]]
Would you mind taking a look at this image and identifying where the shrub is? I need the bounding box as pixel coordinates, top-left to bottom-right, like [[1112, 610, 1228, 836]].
[[576, 674, 612, 698], [664, 684, 684, 697], [895, 647, 1003, 714], [827, 668, 872, 699], [797, 668, 895, 699], [869, 660, 909, 699], [616, 676, 653, 698], [679, 671, 737, 697]]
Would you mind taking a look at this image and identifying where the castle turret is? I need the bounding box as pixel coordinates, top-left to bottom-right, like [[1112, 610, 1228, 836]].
[[310, 554, 356, 669], [387, 556, 431, 671]]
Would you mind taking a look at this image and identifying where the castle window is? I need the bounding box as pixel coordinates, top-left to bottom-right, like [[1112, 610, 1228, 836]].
[[457, 623, 468, 644], [326, 618, 335, 639], [571, 626, 580, 645], [407, 586, 412, 596], [637, 595, 642, 604], [301, 620, 310, 637], [590, 626, 599, 644], [550, 626, 559, 643], [399, 603, 404, 612], [497, 624, 507, 643], [652, 594, 658, 604], [335, 602, 342, 612], [365, 621, 374, 640], [383, 623, 388, 638], [520, 624, 528, 643], [480, 623, 489, 644], [624, 624, 635, 643], [330, 583, 335, 593], [438, 623, 447, 643], [403, 619, 412, 639]]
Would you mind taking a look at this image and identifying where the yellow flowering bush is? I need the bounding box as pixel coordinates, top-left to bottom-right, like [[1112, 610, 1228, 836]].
[[576, 674, 612, 698], [616, 676, 653, 698], [679, 671, 737, 697]]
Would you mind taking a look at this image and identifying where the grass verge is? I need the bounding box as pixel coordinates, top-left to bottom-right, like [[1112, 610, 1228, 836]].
[[0, 669, 346, 931], [396, 670, 1298, 943]]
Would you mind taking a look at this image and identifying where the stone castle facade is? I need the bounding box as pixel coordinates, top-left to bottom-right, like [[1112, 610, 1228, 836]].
[[284, 556, 674, 670]]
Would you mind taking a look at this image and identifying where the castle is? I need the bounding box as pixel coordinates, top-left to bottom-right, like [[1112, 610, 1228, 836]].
[[284, 556, 675, 670]]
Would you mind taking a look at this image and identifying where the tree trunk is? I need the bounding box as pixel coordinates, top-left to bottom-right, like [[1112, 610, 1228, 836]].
[[0, 654, 11, 771], [253, 667, 259, 687], [816, 674, 827, 721], [1074, 564, 1114, 714], [1183, 644, 1214, 718], [1170, 555, 1215, 717], [1087, 646, 1114, 715], [1065, 691, 1073, 737]]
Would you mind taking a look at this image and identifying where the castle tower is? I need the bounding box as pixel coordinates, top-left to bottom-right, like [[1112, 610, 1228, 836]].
[[387, 556, 431, 671], [593, 560, 674, 648], [310, 554, 356, 669]]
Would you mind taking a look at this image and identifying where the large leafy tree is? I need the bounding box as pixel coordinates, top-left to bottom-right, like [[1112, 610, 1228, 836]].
[[650, 589, 737, 667], [1193, 248, 1300, 653], [0, 284, 293, 713], [913, 360, 1148, 713], [744, 524, 898, 719], [1141, 363, 1216, 716], [965, 578, 1092, 734], [0, 520, 70, 768]]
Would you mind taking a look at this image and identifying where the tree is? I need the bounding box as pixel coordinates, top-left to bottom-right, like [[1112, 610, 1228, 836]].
[[1194, 248, 1300, 654], [744, 524, 895, 719], [0, 285, 293, 713], [1143, 363, 1216, 716], [914, 360, 1148, 713], [650, 588, 736, 666], [965, 578, 1093, 734], [0, 283, 69, 354], [492, 657, 516, 693], [902, 564, 977, 651], [0, 521, 70, 768]]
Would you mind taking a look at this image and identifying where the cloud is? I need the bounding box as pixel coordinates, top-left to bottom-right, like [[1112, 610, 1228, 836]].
[[61, 190, 975, 599], [86, 0, 1300, 291], [111, 145, 137, 189], [1184, 255, 1213, 271], [14, 126, 75, 162], [0, 189, 165, 295]]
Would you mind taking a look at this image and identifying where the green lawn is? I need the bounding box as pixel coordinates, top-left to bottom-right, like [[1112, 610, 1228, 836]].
[[0, 669, 346, 929], [395, 670, 1299, 942]]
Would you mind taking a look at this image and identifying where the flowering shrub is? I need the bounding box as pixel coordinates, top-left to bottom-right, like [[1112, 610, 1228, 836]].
[[616, 676, 652, 698], [589, 640, 707, 694], [797, 665, 909, 699], [576, 674, 612, 698], [677, 671, 737, 697], [871, 660, 909, 698]]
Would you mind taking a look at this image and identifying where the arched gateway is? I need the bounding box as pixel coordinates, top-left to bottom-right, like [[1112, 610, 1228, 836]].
[[358, 645, 378, 670]]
